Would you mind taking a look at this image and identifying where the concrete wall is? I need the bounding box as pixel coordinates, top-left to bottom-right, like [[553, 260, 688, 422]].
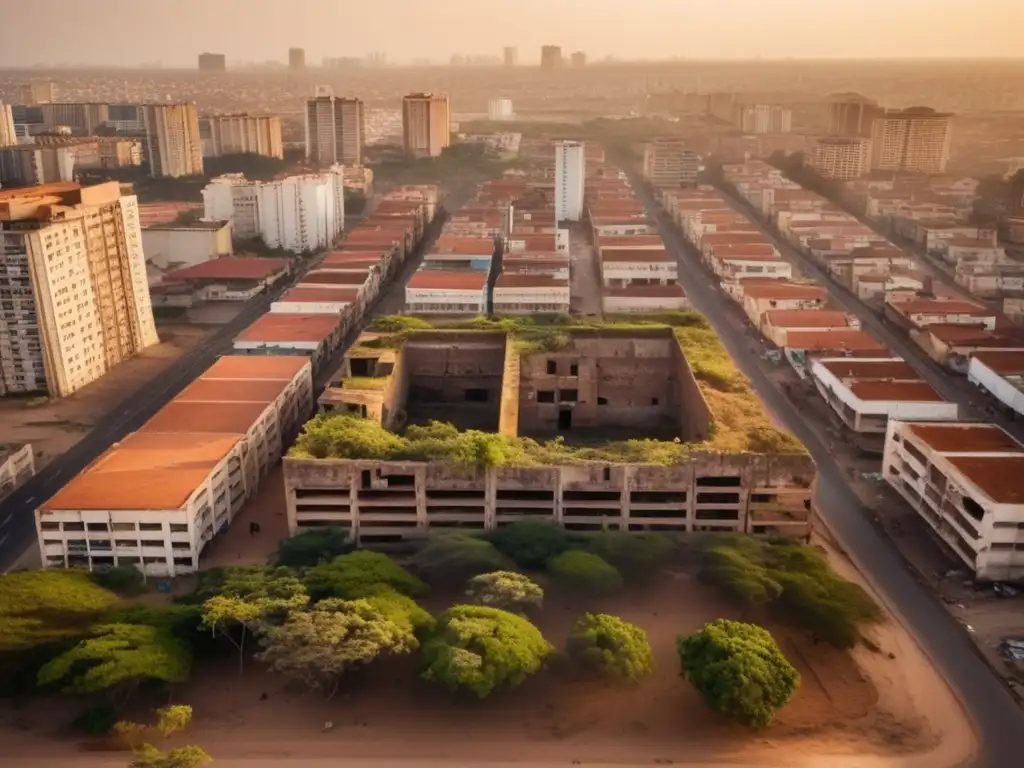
[[672, 339, 713, 442]]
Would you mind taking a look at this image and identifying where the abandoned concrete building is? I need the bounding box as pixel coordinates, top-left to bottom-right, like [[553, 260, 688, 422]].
[[284, 325, 815, 543]]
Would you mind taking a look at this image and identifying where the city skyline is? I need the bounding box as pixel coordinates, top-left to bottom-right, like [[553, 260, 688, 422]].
[[1, 0, 1023, 66]]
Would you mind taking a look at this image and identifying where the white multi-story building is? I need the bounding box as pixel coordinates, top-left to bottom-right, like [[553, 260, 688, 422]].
[[883, 420, 1024, 580], [642, 139, 699, 188], [0, 102, 16, 147], [736, 105, 792, 134], [488, 98, 514, 121], [0, 182, 159, 396], [142, 103, 204, 178], [305, 94, 364, 166], [492, 274, 570, 314], [202, 168, 345, 253], [35, 355, 314, 577], [402, 93, 450, 158], [870, 107, 953, 175], [199, 114, 284, 159], [809, 137, 872, 180], [555, 141, 585, 222]]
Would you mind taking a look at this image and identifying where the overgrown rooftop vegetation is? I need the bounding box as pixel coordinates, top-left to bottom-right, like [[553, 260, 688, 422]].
[[292, 311, 806, 467]]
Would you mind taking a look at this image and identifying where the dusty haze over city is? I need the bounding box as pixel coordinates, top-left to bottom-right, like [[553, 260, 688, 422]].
[[1, 0, 1023, 65]]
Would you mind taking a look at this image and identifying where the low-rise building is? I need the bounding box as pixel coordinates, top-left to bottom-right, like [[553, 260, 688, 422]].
[[883, 421, 1024, 580], [912, 325, 1024, 372], [761, 310, 852, 347], [599, 248, 677, 288], [1, 443, 34, 503], [740, 282, 828, 326], [968, 351, 1024, 418], [35, 356, 313, 577], [602, 284, 689, 313], [405, 270, 488, 314], [492, 274, 570, 314], [233, 313, 344, 370], [142, 220, 233, 270], [150, 257, 289, 306]]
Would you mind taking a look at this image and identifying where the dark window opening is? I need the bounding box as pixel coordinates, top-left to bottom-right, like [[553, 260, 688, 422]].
[[464, 388, 489, 403], [559, 389, 578, 402], [603, 467, 611, 481], [558, 408, 573, 430], [597, 397, 608, 406], [537, 390, 555, 404], [350, 358, 376, 377], [697, 492, 741, 504], [546, 360, 557, 374], [696, 476, 742, 488], [361, 470, 372, 489], [570, 363, 579, 376], [651, 397, 660, 406], [962, 496, 985, 522]]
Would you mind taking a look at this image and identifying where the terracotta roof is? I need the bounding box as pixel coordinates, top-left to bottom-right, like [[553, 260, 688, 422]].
[[892, 299, 989, 315], [495, 274, 570, 288], [301, 271, 370, 285], [764, 310, 849, 328], [785, 329, 887, 352], [818, 358, 917, 380], [701, 233, 770, 246], [847, 380, 946, 403], [40, 432, 242, 511], [712, 243, 776, 256], [140, 400, 271, 435], [601, 249, 673, 263], [200, 356, 309, 381], [907, 423, 1021, 453], [604, 284, 687, 298], [407, 270, 488, 290], [235, 313, 339, 344], [279, 287, 357, 304], [176, 377, 293, 404], [742, 283, 828, 300], [509, 235, 557, 249], [945, 456, 1024, 503], [432, 237, 496, 255], [926, 325, 1024, 347], [161, 257, 288, 282], [971, 350, 1024, 376]]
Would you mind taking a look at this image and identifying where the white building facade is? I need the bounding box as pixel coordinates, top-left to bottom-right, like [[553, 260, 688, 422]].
[[488, 98, 514, 121], [555, 141, 585, 222]]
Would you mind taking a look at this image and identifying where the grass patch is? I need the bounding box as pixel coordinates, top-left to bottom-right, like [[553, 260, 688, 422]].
[[340, 377, 389, 391]]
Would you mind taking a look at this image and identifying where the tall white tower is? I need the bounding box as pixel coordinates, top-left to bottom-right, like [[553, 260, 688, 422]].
[[555, 141, 585, 222]]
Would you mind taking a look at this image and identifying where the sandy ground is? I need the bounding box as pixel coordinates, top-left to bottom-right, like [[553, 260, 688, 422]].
[[0, 547, 978, 768], [0, 324, 214, 471], [199, 467, 290, 569]]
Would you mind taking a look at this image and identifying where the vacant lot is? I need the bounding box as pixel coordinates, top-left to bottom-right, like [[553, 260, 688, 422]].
[[0, 324, 213, 470]]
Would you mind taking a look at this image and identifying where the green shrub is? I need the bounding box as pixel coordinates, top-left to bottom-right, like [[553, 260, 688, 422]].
[[585, 532, 676, 575], [465, 571, 543, 611], [90, 565, 146, 597], [490, 520, 571, 569], [566, 613, 654, 682], [410, 532, 513, 586], [304, 551, 428, 601], [275, 528, 352, 568], [72, 704, 119, 735], [546, 551, 623, 596]]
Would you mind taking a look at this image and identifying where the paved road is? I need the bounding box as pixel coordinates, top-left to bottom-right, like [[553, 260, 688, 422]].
[[717, 186, 1024, 446], [628, 173, 1024, 768]]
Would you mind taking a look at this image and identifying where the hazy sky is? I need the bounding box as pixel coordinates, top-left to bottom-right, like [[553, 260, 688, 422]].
[[3, 0, 1022, 66]]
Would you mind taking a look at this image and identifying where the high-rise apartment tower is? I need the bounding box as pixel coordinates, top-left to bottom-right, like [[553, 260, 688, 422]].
[[305, 95, 364, 166], [142, 103, 204, 178], [402, 93, 450, 158]]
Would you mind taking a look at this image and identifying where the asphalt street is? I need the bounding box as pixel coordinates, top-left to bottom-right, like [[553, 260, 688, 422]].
[[628, 173, 1024, 768]]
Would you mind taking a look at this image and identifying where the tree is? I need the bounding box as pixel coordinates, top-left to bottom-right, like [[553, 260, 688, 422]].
[[360, 591, 435, 636], [409, 532, 512, 586], [275, 528, 352, 568], [200, 566, 308, 674], [91, 565, 146, 596], [490, 520, 570, 569], [566, 613, 654, 683], [36, 623, 191, 701], [546, 551, 624, 596], [0, 570, 119, 652], [585, 532, 676, 576], [257, 598, 417, 696], [465, 571, 543, 611], [130, 744, 211, 768], [155, 705, 192, 738], [303, 550, 428, 601], [420, 605, 553, 698], [677, 619, 800, 728]]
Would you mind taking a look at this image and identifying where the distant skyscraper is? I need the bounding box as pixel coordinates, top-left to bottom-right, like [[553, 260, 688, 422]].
[[642, 138, 699, 188], [402, 93, 450, 158], [503, 47, 517, 67], [200, 115, 283, 159], [20, 81, 57, 105], [555, 141, 585, 221], [305, 94, 364, 166], [289, 48, 306, 70], [571, 51, 587, 67], [198, 53, 227, 72], [540, 45, 563, 71], [0, 182, 159, 396], [142, 104, 204, 178], [808, 137, 872, 180], [0, 103, 16, 147], [869, 107, 953, 175], [826, 93, 883, 138], [736, 105, 792, 134]]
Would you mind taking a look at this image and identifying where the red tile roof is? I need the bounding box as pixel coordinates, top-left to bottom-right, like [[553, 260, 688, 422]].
[[907, 423, 1020, 453], [235, 313, 339, 344], [161, 257, 288, 282], [847, 380, 946, 403], [785, 329, 887, 352], [818, 358, 918, 379], [945, 456, 1024, 503], [763, 310, 849, 329], [892, 299, 990, 315], [742, 283, 828, 300], [971, 350, 1024, 376], [280, 287, 358, 304], [407, 270, 488, 290]]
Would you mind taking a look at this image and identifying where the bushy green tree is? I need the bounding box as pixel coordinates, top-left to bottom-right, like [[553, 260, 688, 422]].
[[465, 571, 543, 611], [200, 566, 308, 673], [546, 551, 623, 596], [258, 598, 417, 696], [304, 550, 428, 601], [677, 619, 800, 728], [130, 744, 211, 768], [566, 613, 654, 683], [37, 623, 190, 699], [700, 541, 783, 605], [360, 591, 435, 636], [118, 705, 208, 768], [585, 532, 676, 575], [491, 520, 570, 569], [91, 565, 146, 596], [410, 532, 512, 586], [420, 605, 553, 698], [275, 528, 352, 568]]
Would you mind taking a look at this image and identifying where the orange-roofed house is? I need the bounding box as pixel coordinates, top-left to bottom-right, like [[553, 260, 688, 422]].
[[784, 329, 889, 358], [492, 273, 570, 314], [233, 312, 343, 369], [761, 309, 855, 346], [968, 351, 1024, 419], [740, 282, 828, 325], [883, 420, 1024, 580], [405, 270, 488, 314]]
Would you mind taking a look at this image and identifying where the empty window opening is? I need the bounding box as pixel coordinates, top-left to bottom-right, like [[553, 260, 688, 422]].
[[597, 397, 609, 406], [570, 363, 579, 376], [651, 397, 660, 406], [603, 467, 611, 481], [559, 389, 578, 402], [350, 358, 375, 377], [464, 388, 489, 403], [537, 390, 555, 404], [546, 360, 557, 374], [558, 408, 573, 430]]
